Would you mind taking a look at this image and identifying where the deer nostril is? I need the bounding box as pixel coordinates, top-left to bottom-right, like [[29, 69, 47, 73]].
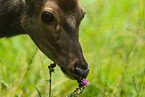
[[74, 62, 89, 79]]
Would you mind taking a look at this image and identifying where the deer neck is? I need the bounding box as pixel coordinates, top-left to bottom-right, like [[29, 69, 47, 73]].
[[0, 0, 25, 38]]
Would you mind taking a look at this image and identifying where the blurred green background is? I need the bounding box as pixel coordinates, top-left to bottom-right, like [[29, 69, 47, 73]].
[[0, 0, 145, 96]]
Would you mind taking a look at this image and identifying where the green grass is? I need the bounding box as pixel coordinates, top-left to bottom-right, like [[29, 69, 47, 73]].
[[0, 0, 145, 96]]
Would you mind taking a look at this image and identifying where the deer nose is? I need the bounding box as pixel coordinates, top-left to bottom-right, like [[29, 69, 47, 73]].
[[74, 61, 89, 80]]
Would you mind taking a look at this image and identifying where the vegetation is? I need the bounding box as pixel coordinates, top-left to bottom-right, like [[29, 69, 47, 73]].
[[0, 0, 145, 96]]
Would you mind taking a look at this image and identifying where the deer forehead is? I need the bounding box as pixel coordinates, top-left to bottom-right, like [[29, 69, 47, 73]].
[[43, 0, 82, 13], [41, 0, 84, 18], [57, 0, 78, 10]]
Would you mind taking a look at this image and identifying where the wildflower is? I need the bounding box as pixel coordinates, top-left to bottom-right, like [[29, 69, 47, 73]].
[[82, 79, 89, 86], [78, 79, 89, 87], [68, 79, 89, 96]]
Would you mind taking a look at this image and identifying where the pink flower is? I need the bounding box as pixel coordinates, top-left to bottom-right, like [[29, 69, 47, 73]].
[[82, 79, 89, 86], [79, 79, 89, 87]]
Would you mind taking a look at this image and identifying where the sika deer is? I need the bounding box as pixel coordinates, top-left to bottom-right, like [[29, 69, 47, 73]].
[[0, 0, 89, 81]]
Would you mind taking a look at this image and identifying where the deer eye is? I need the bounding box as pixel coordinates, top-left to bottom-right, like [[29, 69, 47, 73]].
[[82, 12, 86, 19], [41, 11, 54, 23]]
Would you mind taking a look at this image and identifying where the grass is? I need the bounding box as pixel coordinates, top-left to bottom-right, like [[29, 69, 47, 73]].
[[0, 0, 145, 96]]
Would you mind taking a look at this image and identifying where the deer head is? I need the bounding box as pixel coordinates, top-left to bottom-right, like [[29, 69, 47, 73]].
[[21, 0, 89, 81]]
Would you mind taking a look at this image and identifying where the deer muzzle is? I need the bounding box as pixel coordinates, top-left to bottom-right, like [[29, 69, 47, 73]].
[[60, 60, 89, 81]]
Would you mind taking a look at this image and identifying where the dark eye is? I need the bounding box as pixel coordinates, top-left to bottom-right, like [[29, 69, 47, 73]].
[[41, 11, 54, 23], [82, 12, 86, 19]]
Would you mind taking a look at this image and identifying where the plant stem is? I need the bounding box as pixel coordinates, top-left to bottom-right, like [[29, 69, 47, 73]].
[[48, 63, 56, 97], [49, 70, 52, 97]]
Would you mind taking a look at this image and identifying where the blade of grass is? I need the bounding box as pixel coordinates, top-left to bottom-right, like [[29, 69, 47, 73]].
[[35, 87, 42, 97]]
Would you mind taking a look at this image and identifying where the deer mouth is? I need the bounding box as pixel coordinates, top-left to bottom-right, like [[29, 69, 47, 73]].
[[60, 67, 75, 80]]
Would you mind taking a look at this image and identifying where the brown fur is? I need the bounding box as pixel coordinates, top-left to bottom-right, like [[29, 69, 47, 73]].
[[0, 0, 25, 37], [0, 0, 89, 80], [57, 0, 78, 12]]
